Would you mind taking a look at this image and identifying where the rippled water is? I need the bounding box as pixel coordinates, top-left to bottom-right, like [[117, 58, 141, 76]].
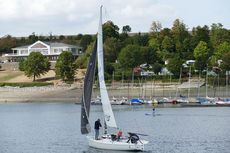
[[0, 103, 230, 153]]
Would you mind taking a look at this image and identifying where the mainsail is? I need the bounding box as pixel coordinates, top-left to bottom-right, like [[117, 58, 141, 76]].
[[97, 6, 117, 128], [81, 40, 97, 134]]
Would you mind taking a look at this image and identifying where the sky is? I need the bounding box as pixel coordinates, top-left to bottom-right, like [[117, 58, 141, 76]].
[[0, 0, 229, 37]]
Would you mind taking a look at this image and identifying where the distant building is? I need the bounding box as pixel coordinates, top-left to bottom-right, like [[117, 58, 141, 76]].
[[159, 67, 173, 75], [3, 40, 83, 62], [141, 71, 155, 76]]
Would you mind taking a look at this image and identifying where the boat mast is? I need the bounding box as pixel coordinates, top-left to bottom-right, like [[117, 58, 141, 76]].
[[226, 71, 228, 97], [188, 66, 191, 99], [175, 67, 182, 99], [197, 71, 200, 98], [206, 66, 208, 98]]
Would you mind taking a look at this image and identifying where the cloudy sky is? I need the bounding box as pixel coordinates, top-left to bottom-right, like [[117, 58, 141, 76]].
[[0, 0, 229, 37]]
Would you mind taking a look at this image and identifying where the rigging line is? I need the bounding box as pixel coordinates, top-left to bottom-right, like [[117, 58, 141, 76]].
[[103, 6, 110, 22], [130, 104, 141, 134], [134, 118, 141, 134]]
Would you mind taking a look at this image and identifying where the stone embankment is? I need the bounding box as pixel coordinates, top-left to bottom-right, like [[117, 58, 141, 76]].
[[0, 61, 56, 71]]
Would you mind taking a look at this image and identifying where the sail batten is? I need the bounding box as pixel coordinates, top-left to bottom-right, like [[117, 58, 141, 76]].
[[97, 6, 117, 128], [80, 40, 97, 135]]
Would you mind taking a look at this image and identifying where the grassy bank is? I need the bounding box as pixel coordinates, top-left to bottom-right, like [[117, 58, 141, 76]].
[[0, 82, 54, 87], [0, 71, 23, 82]]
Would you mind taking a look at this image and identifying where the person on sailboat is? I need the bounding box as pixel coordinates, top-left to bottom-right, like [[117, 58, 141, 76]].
[[94, 119, 102, 140], [117, 129, 122, 141], [152, 105, 155, 112], [127, 132, 139, 143]]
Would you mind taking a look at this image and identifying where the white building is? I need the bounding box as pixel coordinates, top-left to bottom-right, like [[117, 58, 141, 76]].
[[4, 40, 83, 61]]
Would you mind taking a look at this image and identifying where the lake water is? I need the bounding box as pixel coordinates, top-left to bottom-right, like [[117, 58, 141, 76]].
[[0, 103, 230, 153]]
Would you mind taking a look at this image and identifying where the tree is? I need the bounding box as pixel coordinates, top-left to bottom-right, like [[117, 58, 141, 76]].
[[24, 52, 50, 81], [140, 46, 157, 68], [55, 51, 76, 80], [103, 21, 119, 41], [122, 25, 131, 33], [149, 38, 160, 51], [191, 25, 210, 49], [80, 35, 93, 51], [183, 37, 192, 52], [162, 36, 174, 53], [214, 42, 230, 60], [76, 34, 83, 40], [175, 41, 183, 56], [0, 35, 17, 53], [19, 59, 25, 71], [166, 56, 184, 77], [194, 41, 212, 71], [105, 63, 115, 76], [104, 37, 121, 63], [171, 19, 189, 43], [157, 28, 172, 47], [210, 23, 223, 33], [221, 52, 230, 71], [75, 42, 95, 69], [160, 36, 175, 59], [118, 44, 142, 70], [75, 56, 87, 69], [194, 56, 207, 72], [210, 25, 230, 49], [152, 62, 162, 74], [194, 41, 212, 59], [28, 32, 38, 43], [59, 35, 65, 40], [150, 21, 162, 38], [132, 33, 149, 46]]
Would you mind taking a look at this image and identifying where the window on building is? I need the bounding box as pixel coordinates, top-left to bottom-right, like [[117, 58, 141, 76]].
[[54, 49, 59, 53], [29, 49, 48, 55], [71, 48, 76, 54], [20, 50, 28, 55], [53, 48, 63, 54]]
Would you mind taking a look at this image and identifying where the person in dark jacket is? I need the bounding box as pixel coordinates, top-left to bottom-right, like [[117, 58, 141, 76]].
[[127, 132, 139, 143], [94, 119, 102, 140]]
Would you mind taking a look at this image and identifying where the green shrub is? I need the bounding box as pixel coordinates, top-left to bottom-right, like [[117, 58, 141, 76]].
[[19, 60, 25, 71]]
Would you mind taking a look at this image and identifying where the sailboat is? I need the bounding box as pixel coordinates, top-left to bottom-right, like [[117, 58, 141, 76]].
[[80, 6, 148, 151]]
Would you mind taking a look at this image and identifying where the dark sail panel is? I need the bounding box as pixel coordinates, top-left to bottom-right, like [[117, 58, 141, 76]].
[[81, 40, 97, 134]]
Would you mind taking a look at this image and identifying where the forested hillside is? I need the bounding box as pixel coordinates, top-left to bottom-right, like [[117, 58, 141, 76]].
[[1, 19, 230, 78]]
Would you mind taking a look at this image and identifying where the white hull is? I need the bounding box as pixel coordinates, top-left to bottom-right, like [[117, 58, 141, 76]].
[[216, 101, 230, 105], [87, 136, 148, 151]]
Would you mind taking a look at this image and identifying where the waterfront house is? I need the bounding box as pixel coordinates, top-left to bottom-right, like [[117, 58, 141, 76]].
[[3, 40, 83, 62]]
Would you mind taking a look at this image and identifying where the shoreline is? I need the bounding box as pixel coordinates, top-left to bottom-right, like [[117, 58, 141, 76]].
[[0, 84, 229, 104], [0, 85, 82, 104]]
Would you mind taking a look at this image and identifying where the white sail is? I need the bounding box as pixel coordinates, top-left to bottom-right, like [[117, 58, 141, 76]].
[[97, 6, 117, 128]]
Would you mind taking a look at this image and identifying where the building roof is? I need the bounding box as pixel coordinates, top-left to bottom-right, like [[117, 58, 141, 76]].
[[12, 45, 30, 49], [43, 42, 82, 48], [12, 41, 82, 50]]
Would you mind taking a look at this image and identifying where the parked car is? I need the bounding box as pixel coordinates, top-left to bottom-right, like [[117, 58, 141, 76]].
[[212, 67, 222, 72], [133, 67, 143, 72], [182, 72, 191, 77]]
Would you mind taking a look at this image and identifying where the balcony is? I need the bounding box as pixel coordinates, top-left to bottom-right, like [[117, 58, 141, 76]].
[[3, 53, 27, 57]]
